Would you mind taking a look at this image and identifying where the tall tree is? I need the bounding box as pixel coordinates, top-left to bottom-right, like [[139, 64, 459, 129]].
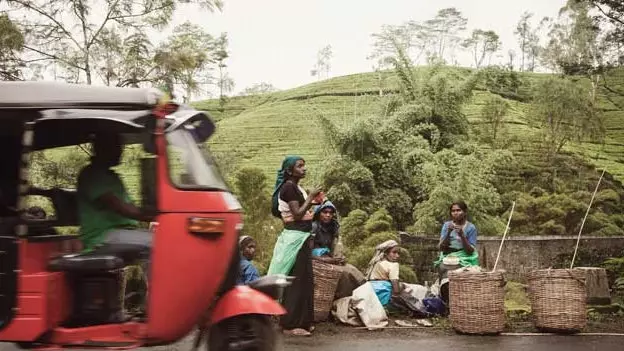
[[543, 1, 601, 71], [6, 0, 223, 85], [93, 28, 123, 86], [507, 49, 517, 71], [369, 22, 432, 94], [543, 1, 603, 100], [515, 12, 534, 72], [214, 33, 234, 110], [425, 7, 468, 63], [117, 32, 155, 87], [585, 0, 624, 65], [154, 21, 215, 102], [515, 12, 547, 72], [0, 14, 25, 80], [462, 29, 501, 68], [311, 45, 333, 81], [370, 22, 431, 65], [530, 77, 604, 157], [479, 95, 510, 147]]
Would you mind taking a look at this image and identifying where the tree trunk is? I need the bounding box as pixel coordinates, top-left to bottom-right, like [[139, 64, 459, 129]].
[[521, 38, 526, 72], [577, 267, 611, 305]]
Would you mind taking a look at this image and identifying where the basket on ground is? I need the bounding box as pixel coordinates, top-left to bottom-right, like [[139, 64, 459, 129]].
[[449, 270, 506, 335], [312, 260, 343, 322], [527, 268, 587, 333]]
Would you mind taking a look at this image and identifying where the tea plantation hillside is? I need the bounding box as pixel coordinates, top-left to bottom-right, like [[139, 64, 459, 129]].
[[193, 67, 624, 186], [32, 67, 624, 220]]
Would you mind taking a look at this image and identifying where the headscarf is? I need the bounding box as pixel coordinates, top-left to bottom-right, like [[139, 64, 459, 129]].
[[311, 200, 340, 249], [271, 155, 304, 218], [313, 200, 339, 222], [239, 235, 254, 249], [365, 239, 399, 279]]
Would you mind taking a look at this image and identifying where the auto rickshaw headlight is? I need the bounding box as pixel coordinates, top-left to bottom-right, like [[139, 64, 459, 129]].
[[187, 217, 224, 236]]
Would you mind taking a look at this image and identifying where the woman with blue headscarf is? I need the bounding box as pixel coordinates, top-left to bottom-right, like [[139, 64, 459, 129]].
[[267, 155, 322, 337], [311, 201, 366, 299], [311, 201, 342, 259]]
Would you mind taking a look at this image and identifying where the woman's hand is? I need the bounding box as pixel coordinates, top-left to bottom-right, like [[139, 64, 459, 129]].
[[458, 228, 474, 254], [456, 226, 465, 238], [309, 186, 323, 199]]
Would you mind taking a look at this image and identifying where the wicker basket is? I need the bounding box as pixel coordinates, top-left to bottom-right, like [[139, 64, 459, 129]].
[[312, 260, 343, 322], [448, 270, 506, 335], [527, 268, 587, 333]]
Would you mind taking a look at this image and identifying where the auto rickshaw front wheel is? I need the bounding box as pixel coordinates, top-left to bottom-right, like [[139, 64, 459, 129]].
[[208, 314, 278, 351]]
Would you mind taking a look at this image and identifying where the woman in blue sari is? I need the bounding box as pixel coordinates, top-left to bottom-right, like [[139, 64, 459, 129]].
[[434, 200, 479, 304], [267, 156, 322, 337]]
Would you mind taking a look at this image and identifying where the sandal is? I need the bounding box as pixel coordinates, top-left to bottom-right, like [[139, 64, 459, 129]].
[[283, 328, 312, 337]]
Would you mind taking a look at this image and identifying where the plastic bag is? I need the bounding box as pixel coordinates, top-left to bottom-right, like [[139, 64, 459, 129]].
[[331, 297, 362, 326], [352, 282, 388, 329]]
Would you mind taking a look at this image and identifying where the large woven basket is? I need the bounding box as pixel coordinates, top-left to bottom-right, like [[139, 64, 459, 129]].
[[527, 268, 587, 333], [448, 270, 506, 335], [312, 260, 343, 322]]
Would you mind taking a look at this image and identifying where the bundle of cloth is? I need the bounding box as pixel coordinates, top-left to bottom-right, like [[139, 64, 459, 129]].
[[331, 240, 446, 329]]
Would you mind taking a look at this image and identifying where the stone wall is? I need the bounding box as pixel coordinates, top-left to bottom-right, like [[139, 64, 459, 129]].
[[400, 233, 624, 282]]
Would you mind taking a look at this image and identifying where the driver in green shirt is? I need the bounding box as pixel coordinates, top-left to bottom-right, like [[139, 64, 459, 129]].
[[76, 133, 155, 266]]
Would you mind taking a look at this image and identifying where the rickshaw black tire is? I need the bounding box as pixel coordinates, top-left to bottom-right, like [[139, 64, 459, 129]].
[[207, 315, 278, 351]]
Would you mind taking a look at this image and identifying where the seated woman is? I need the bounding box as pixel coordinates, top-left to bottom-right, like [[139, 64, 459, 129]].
[[365, 240, 404, 306], [311, 201, 365, 299], [237, 235, 261, 285], [434, 200, 479, 303]]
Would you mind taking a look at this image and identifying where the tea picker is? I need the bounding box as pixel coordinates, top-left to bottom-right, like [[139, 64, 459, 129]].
[[448, 201, 515, 335]]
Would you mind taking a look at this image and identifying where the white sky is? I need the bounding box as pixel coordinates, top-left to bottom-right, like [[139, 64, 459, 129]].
[[3, 0, 568, 98], [164, 0, 566, 98]]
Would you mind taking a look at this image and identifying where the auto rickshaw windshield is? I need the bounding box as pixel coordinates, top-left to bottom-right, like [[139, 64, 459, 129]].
[[166, 128, 228, 191]]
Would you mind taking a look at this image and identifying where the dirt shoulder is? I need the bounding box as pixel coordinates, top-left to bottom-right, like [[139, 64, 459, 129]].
[[311, 311, 624, 337]]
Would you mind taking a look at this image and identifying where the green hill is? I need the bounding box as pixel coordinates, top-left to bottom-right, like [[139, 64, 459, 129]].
[[193, 67, 624, 185]]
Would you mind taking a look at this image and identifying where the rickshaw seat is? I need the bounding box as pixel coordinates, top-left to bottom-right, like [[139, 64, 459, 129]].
[[48, 253, 124, 273]]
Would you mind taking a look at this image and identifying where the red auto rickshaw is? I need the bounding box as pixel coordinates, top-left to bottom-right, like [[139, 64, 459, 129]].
[[0, 81, 288, 350]]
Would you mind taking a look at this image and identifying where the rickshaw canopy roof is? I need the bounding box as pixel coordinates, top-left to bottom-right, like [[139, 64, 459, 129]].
[[0, 81, 216, 149], [0, 81, 163, 111]]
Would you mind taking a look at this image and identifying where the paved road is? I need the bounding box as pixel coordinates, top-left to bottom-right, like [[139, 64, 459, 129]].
[[282, 334, 624, 351], [3, 333, 623, 351]]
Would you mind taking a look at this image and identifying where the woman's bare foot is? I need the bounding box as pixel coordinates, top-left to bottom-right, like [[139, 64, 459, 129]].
[[283, 328, 312, 336], [308, 326, 315, 332]]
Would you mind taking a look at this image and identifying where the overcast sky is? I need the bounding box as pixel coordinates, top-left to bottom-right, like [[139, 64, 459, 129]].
[[2, 0, 567, 98], [162, 0, 566, 97]]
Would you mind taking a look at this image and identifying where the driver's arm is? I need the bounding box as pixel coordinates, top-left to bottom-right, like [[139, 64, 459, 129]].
[[81, 168, 154, 223], [97, 192, 154, 222]]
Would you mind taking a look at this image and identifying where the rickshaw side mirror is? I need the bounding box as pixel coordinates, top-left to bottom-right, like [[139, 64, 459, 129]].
[[140, 157, 157, 211]]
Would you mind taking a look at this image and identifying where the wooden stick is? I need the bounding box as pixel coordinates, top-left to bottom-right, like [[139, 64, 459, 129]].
[[570, 169, 606, 269], [493, 201, 516, 272]]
